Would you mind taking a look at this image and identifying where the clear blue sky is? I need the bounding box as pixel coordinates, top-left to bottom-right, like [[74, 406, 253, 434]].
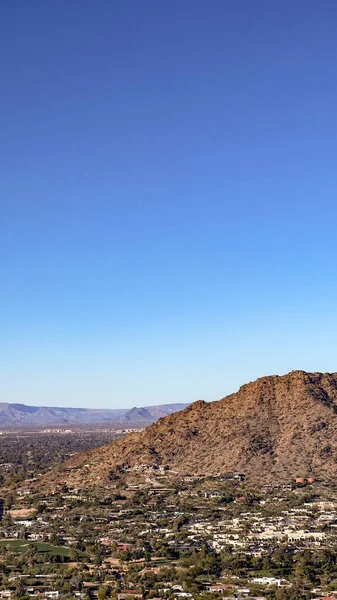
[[1, 1, 337, 408]]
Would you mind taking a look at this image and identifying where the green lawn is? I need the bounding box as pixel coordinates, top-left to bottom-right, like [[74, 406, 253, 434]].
[[0, 539, 71, 556]]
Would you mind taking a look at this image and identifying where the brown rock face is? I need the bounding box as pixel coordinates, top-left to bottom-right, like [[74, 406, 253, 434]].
[[50, 371, 337, 485]]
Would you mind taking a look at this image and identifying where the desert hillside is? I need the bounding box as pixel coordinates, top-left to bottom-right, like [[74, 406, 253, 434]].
[[46, 370, 337, 486]]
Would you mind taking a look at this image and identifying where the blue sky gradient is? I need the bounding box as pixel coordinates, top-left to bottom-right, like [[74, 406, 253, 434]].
[[2, 1, 337, 407]]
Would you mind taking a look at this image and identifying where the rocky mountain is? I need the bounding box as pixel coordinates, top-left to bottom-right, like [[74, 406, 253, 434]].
[[123, 404, 189, 423], [0, 402, 189, 427], [51, 370, 337, 486]]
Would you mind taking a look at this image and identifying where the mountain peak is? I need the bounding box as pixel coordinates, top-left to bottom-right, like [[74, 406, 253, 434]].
[[43, 370, 337, 488], [0, 402, 190, 427]]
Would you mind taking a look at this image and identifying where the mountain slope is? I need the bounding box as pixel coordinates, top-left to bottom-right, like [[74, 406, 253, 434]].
[[0, 403, 190, 427], [53, 370, 337, 485], [123, 404, 189, 423]]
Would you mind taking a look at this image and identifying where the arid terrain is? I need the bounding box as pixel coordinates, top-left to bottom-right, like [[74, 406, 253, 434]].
[[44, 370, 337, 488]]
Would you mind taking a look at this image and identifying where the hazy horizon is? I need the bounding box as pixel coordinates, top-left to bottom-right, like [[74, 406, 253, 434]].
[[2, 366, 336, 410]]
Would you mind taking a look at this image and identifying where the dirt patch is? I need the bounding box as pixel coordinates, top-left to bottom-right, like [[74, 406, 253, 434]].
[[8, 508, 37, 518]]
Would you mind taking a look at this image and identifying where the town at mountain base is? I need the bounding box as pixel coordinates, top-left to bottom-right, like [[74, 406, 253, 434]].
[[46, 370, 337, 487]]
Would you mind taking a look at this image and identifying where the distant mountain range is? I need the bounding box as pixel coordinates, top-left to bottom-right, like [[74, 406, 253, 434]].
[[0, 402, 190, 427]]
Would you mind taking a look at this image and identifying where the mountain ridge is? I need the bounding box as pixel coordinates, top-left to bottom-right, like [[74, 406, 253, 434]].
[[0, 402, 190, 427], [48, 370, 337, 486]]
